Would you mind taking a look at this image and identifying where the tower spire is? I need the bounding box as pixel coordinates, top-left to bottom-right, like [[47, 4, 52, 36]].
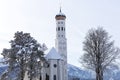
[[60, 6, 62, 13], [59, 0, 62, 13]]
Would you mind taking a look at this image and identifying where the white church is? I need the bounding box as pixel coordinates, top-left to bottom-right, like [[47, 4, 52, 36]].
[[24, 9, 68, 80]]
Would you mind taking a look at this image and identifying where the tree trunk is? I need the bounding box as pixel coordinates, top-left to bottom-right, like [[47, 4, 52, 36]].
[[29, 53, 34, 80], [96, 66, 103, 80], [20, 58, 25, 80], [100, 67, 103, 80]]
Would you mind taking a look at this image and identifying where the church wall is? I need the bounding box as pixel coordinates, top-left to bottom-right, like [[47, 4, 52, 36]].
[[49, 59, 59, 80]]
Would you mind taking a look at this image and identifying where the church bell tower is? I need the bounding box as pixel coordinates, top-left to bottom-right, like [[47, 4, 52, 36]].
[[55, 9, 67, 80]]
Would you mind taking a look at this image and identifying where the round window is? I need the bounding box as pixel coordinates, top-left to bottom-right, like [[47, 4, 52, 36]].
[[47, 64, 50, 68], [54, 64, 57, 68]]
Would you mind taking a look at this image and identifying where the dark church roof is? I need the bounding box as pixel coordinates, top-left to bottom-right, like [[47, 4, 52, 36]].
[[55, 9, 66, 19]]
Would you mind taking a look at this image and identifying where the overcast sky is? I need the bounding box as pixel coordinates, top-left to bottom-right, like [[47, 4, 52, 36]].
[[0, 0, 120, 67]]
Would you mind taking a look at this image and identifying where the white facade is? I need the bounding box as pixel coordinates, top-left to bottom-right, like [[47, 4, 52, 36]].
[[24, 10, 67, 80]]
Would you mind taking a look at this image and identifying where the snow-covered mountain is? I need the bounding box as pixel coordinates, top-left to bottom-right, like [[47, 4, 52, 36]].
[[68, 64, 95, 80], [0, 66, 7, 76], [68, 64, 120, 80], [0, 63, 120, 80]]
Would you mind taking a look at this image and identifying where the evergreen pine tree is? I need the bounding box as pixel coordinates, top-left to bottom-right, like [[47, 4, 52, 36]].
[[1, 31, 47, 80]]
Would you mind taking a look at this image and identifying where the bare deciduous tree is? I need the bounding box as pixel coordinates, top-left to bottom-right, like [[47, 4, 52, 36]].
[[81, 27, 120, 80]]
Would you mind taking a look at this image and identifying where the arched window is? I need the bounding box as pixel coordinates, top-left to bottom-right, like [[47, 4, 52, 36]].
[[54, 75, 56, 80], [46, 74, 49, 80], [58, 27, 60, 31], [40, 75, 42, 80], [61, 27, 63, 31], [64, 28, 65, 31]]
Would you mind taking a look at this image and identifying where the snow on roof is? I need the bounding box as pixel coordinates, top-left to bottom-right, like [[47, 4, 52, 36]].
[[46, 47, 63, 60]]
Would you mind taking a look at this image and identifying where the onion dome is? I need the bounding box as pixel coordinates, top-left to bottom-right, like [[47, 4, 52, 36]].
[[55, 8, 66, 20]]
